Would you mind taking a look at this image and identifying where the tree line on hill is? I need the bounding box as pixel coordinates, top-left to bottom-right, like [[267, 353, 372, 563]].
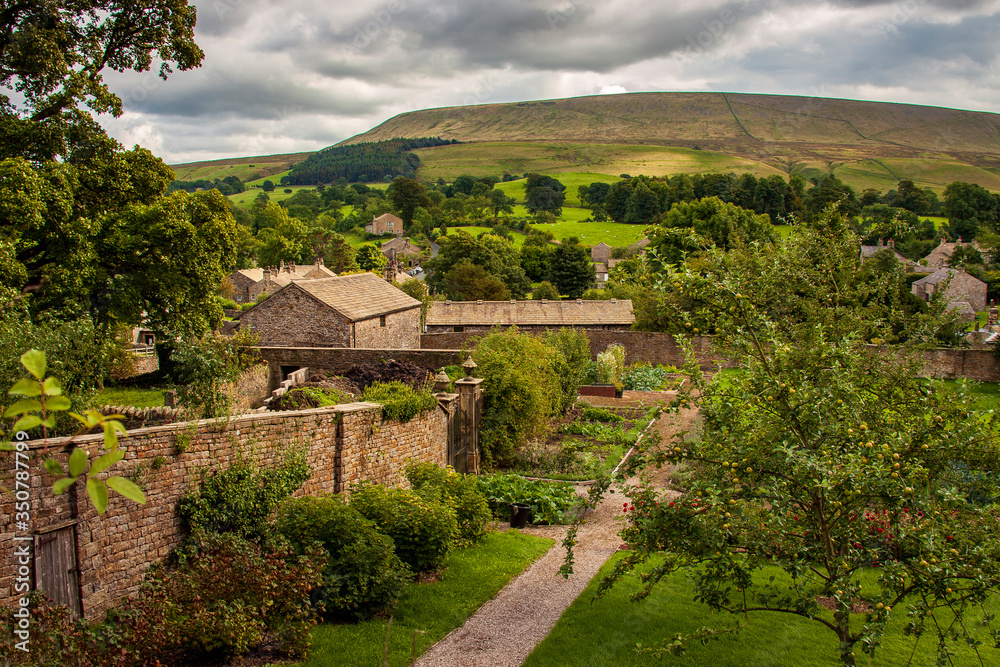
[[169, 174, 246, 195], [285, 137, 457, 185]]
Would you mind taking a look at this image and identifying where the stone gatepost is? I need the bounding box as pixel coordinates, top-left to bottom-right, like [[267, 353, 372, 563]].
[[454, 356, 484, 474]]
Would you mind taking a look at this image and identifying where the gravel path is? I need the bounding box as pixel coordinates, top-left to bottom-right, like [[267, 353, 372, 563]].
[[414, 486, 624, 667]]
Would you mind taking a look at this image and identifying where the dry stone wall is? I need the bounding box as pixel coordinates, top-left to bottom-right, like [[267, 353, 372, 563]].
[[0, 398, 455, 620]]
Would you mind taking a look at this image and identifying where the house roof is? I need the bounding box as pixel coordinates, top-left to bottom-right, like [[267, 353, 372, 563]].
[[233, 262, 336, 284], [912, 267, 972, 287], [382, 237, 422, 257], [425, 299, 635, 327], [295, 273, 421, 320], [239, 272, 420, 322], [922, 239, 978, 267]]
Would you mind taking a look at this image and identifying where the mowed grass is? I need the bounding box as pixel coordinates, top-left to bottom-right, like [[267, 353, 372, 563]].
[[495, 172, 621, 207], [525, 556, 1000, 667], [93, 387, 166, 408], [940, 380, 1000, 413], [300, 530, 553, 667], [447, 225, 528, 246]]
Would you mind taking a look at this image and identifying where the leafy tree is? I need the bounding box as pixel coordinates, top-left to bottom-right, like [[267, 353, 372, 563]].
[[806, 176, 860, 219], [943, 181, 1000, 240], [317, 233, 357, 273], [356, 244, 387, 272], [442, 262, 508, 301], [521, 242, 555, 282], [624, 182, 661, 224], [569, 213, 1000, 666], [648, 197, 775, 267], [387, 176, 431, 227], [579, 182, 612, 208], [425, 230, 529, 298], [524, 173, 566, 215], [548, 239, 594, 299], [487, 188, 516, 217], [532, 281, 560, 300], [395, 279, 432, 326], [261, 180, 275, 192]]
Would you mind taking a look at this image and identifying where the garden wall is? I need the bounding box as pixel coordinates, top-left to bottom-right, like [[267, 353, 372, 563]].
[[257, 347, 467, 391], [0, 397, 456, 621], [420, 330, 1000, 381]]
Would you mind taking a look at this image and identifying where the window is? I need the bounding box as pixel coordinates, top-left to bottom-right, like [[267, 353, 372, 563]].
[[379, 315, 387, 327], [453, 326, 464, 333]]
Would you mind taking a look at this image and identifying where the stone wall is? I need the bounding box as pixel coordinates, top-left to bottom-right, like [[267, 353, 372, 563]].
[[420, 330, 731, 369], [355, 308, 421, 349], [257, 347, 466, 391], [239, 287, 352, 347], [420, 330, 1000, 380], [226, 363, 271, 413], [0, 398, 456, 620]]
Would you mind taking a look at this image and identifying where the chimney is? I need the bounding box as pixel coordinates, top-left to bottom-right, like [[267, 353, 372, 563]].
[[290, 261, 296, 273], [888, 238, 895, 249], [263, 267, 271, 281], [958, 236, 963, 244], [877, 238, 883, 250], [611, 298, 617, 304]]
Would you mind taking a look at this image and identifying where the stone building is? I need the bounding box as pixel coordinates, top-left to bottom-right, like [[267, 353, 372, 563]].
[[921, 238, 979, 269], [228, 259, 337, 304], [366, 213, 404, 236], [424, 298, 635, 333], [911, 268, 987, 312], [590, 242, 612, 264], [236, 272, 422, 347], [381, 236, 423, 267], [859, 238, 911, 267]]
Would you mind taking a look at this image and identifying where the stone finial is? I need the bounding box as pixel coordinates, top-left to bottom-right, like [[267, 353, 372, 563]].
[[433, 368, 451, 392], [462, 355, 477, 378]]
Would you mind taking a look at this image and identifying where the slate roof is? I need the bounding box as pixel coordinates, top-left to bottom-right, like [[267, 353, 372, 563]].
[[425, 299, 635, 327], [382, 237, 423, 257], [913, 267, 964, 287], [234, 262, 336, 283], [295, 273, 421, 320]]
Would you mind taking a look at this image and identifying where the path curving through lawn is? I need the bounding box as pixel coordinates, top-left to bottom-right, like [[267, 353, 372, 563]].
[[415, 401, 693, 667]]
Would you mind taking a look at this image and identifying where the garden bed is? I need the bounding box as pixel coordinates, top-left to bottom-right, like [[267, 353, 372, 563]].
[[508, 403, 658, 482]]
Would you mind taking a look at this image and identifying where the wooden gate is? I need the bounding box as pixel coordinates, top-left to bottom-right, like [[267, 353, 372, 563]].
[[35, 525, 82, 617]]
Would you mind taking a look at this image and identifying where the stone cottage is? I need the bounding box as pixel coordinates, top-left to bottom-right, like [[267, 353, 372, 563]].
[[381, 236, 423, 267], [859, 238, 911, 267], [911, 268, 987, 312], [366, 213, 404, 237], [921, 238, 979, 269], [591, 242, 612, 264], [236, 272, 422, 348], [228, 259, 337, 304], [424, 298, 635, 333]]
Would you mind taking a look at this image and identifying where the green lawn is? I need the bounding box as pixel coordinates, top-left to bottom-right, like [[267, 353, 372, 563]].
[[447, 225, 528, 246], [525, 556, 1000, 667], [528, 214, 649, 246], [93, 387, 166, 408], [940, 380, 1000, 413], [300, 530, 553, 667]]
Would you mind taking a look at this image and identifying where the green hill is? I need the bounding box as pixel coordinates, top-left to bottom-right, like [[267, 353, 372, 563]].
[[171, 92, 1000, 193]]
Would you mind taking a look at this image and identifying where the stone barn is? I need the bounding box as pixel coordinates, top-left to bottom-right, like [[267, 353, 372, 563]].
[[236, 272, 422, 348]]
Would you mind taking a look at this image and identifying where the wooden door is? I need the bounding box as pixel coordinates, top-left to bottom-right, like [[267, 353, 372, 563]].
[[35, 526, 82, 617]]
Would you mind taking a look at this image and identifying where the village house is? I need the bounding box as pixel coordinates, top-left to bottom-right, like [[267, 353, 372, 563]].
[[911, 267, 987, 312], [590, 242, 612, 264], [921, 237, 979, 269], [228, 259, 337, 304], [381, 236, 423, 267], [366, 213, 404, 236], [236, 272, 422, 348], [424, 298, 635, 333], [859, 238, 911, 267]]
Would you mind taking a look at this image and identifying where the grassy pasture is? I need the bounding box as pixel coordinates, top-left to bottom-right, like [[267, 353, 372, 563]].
[[170, 153, 309, 183], [414, 142, 786, 183]]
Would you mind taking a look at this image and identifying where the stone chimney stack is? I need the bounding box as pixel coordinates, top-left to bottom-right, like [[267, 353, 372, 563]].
[[877, 238, 884, 250], [888, 238, 895, 249], [263, 267, 271, 281]]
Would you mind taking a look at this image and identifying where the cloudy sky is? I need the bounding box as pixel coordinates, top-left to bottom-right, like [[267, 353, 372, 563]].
[[99, 0, 1000, 164]]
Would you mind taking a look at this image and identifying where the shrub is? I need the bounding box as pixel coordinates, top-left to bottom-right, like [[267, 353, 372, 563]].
[[473, 327, 565, 466], [276, 495, 411, 620], [350, 484, 457, 572], [117, 532, 326, 662], [361, 380, 439, 422], [621, 363, 677, 391], [542, 327, 591, 411], [595, 343, 626, 386], [405, 461, 492, 543], [477, 473, 582, 525], [178, 450, 310, 541], [170, 330, 262, 418]]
